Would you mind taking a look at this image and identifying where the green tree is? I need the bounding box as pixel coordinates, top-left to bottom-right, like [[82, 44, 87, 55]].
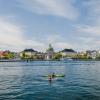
[[4, 52, 15, 59], [53, 53, 62, 60]]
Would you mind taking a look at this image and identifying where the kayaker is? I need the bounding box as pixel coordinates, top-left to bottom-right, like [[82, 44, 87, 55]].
[[48, 75, 52, 80], [48, 75, 52, 81], [48, 75, 52, 85]]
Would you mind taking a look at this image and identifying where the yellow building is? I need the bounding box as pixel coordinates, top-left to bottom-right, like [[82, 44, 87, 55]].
[[60, 49, 77, 58], [20, 49, 37, 58]]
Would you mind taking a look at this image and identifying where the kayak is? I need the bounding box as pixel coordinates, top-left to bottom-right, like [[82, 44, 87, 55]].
[[42, 74, 65, 77], [55, 74, 65, 77]]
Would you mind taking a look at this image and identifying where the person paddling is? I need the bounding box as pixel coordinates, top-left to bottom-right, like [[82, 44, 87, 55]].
[[48, 75, 52, 81], [48, 73, 56, 81]]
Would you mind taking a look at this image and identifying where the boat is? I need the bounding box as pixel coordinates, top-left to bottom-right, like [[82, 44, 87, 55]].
[[55, 74, 65, 77], [42, 74, 65, 77]]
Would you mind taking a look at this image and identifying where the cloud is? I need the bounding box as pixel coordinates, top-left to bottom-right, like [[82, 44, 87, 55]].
[[73, 24, 100, 50], [22, 40, 46, 52], [0, 17, 74, 52], [76, 25, 100, 36], [1, 0, 100, 52], [84, 0, 100, 14], [70, 0, 100, 50], [0, 17, 45, 51], [55, 42, 74, 49], [45, 34, 63, 43], [0, 17, 23, 48], [18, 0, 79, 20], [43, 34, 75, 51], [83, 0, 100, 24]]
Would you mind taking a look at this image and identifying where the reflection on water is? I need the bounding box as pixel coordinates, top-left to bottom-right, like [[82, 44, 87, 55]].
[[0, 61, 100, 100]]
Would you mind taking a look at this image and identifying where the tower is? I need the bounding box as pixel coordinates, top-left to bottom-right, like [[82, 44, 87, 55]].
[[45, 44, 54, 60]]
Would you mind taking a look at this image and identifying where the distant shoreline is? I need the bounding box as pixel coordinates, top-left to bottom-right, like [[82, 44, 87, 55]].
[[0, 59, 24, 62], [0, 59, 99, 62], [0, 59, 60, 62]]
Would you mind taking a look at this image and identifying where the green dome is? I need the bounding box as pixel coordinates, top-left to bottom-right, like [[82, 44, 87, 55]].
[[46, 44, 54, 52]]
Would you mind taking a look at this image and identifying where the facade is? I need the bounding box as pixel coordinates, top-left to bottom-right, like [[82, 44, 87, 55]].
[[0, 50, 14, 59], [13, 52, 21, 60], [86, 50, 98, 59], [0, 51, 4, 58], [60, 49, 77, 58], [36, 52, 45, 60], [96, 51, 100, 59], [20, 49, 37, 59], [45, 44, 54, 60]]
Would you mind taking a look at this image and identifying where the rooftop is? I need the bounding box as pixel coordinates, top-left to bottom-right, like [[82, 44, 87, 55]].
[[60, 49, 76, 53], [23, 49, 37, 52]]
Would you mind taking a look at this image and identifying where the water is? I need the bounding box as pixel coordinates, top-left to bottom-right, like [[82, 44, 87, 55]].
[[0, 61, 100, 100]]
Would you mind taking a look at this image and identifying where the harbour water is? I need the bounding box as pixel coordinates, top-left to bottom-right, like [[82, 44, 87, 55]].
[[0, 61, 100, 100]]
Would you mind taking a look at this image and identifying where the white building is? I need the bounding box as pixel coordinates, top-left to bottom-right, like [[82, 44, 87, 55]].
[[86, 50, 98, 59]]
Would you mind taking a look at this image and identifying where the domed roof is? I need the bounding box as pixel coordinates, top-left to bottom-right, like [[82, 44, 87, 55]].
[[46, 44, 54, 52]]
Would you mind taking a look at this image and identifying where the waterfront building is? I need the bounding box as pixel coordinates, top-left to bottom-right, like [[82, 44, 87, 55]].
[[0, 50, 15, 59], [13, 52, 21, 60], [60, 49, 77, 58], [0, 51, 4, 58], [96, 51, 100, 59], [86, 50, 98, 59], [36, 52, 45, 60], [20, 49, 37, 59], [78, 52, 85, 56], [45, 44, 54, 60]]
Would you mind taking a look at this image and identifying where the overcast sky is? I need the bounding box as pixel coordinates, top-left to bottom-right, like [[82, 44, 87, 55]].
[[0, 0, 100, 52]]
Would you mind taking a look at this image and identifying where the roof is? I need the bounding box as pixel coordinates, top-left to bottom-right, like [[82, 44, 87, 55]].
[[60, 49, 76, 53], [23, 49, 37, 52], [46, 44, 54, 52], [86, 50, 97, 53]]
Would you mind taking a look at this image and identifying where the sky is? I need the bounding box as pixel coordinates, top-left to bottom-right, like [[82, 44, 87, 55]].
[[0, 0, 100, 52]]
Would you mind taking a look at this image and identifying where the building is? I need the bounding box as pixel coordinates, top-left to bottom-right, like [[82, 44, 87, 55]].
[[0, 51, 4, 58], [86, 50, 98, 59], [20, 49, 38, 59], [45, 44, 54, 60], [96, 51, 100, 59], [60, 49, 77, 58], [0, 50, 14, 59], [36, 52, 45, 60]]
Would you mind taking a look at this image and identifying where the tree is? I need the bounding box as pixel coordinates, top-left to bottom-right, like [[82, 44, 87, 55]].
[[53, 53, 62, 60]]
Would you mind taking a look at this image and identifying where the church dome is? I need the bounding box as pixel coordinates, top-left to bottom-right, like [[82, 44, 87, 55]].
[[46, 44, 54, 52]]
